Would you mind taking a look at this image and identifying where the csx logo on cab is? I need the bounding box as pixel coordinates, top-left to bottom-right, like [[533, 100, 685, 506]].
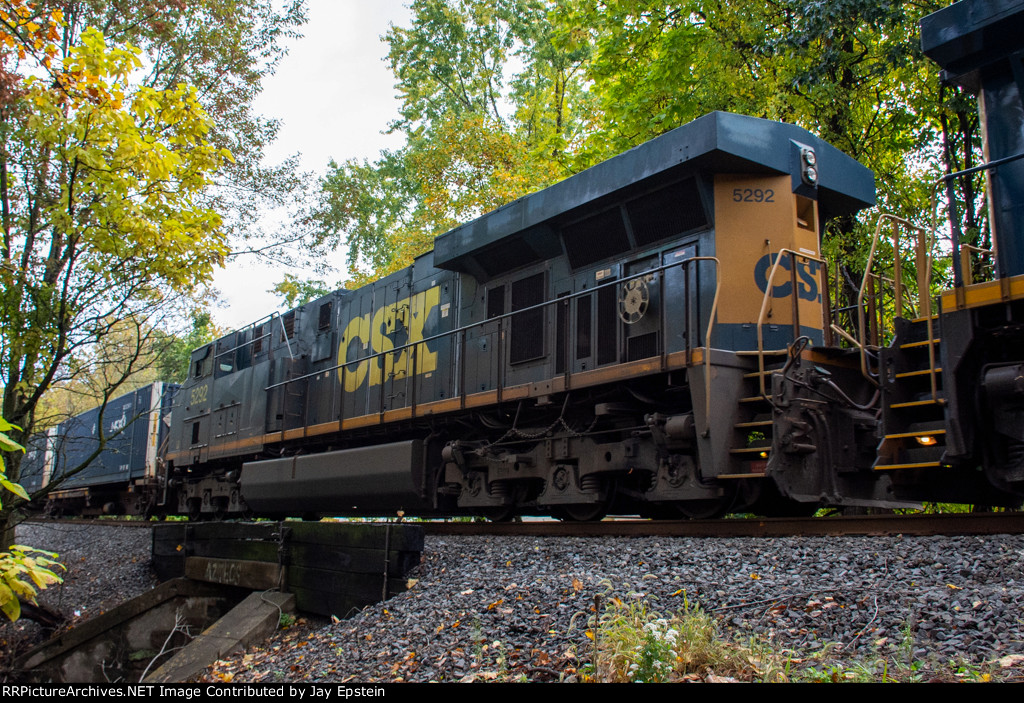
[[337, 287, 440, 392], [753, 253, 822, 302]]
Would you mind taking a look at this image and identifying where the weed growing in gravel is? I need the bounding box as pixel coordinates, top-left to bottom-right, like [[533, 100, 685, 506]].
[[575, 584, 787, 683], [792, 655, 1003, 683]]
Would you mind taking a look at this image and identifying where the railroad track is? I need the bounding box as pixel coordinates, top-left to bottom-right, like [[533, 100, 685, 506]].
[[26, 511, 1024, 537]]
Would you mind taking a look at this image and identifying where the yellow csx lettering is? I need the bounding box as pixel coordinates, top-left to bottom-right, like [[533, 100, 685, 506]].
[[337, 287, 440, 392]]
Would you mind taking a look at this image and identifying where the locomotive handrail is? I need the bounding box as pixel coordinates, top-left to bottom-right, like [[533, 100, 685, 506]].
[[925, 149, 1024, 294], [912, 150, 1024, 404], [857, 213, 928, 387], [264, 254, 723, 437], [213, 332, 272, 360], [213, 311, 281, 357], [929, 148, 1024, 285], [959, 243, 993, 286], [754, 248, 827, 398], [266, 254, 715, 391], [277, 314, 295, 360]]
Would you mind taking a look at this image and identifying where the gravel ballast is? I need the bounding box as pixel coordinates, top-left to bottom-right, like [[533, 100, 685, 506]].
[[5, 523, 1024, 682]]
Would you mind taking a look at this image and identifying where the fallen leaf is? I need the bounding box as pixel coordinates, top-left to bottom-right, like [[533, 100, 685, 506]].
[[999, 654, 1024, 668]]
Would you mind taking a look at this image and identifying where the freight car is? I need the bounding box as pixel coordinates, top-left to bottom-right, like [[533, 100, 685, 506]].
[[21, 383, 177, 516], [30, 0, 1024, 521]]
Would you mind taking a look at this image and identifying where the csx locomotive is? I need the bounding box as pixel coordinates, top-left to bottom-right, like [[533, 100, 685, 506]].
[[28, 0, 1024, 520]]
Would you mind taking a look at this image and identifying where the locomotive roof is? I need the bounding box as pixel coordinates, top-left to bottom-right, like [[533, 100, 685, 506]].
[[920, 0, 1024, 90], [432, 111, 875, 274]]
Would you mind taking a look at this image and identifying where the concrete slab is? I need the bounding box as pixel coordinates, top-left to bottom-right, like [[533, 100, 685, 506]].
[[15, 578, 237, 680], [143, 590, 295, 683]]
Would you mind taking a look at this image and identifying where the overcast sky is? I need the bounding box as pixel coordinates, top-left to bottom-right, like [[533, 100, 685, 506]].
[[212, 0, 412, 330]]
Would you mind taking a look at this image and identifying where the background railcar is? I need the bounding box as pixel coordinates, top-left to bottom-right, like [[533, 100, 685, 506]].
[[23, 382, 177, 516]]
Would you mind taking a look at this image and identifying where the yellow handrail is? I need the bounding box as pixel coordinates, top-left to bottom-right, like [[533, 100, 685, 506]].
[[755, 248, 827, 398]]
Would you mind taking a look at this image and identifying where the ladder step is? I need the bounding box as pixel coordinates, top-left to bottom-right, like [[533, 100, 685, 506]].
[[899, 338, 941, 349], [742, 369, 782, 379], [735, 419, 773, 429], [909, 314, 939, 324], [894, 368, 942, 379], [735, 350, 789, 358], [890, 397, 946, 409], [884, 429, 946, 440], [874, 461, 943, 471], [730, 447, 771, 455]]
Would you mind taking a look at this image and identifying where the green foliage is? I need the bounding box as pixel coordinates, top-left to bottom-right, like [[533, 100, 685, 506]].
[[307, 0, 586, 283], [0, 416, 24, 457], [0, 2, 300, 544], [154, 310, 223, 384], [270, 275, 334, 309], [0, 8, 228, 455], [49, 0, 310, 249], [557, 0, 987, 323], [0, 543, 63, 621], [308, 0, 986, 310], [310, 151, 418, 283]]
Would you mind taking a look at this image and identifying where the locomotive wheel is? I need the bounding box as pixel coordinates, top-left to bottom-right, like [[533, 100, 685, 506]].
[[213, 498, 230, 521], [551, 503, 608, 522], [481, 507, 519, 522], [638, 504, 683, 520], [675, 497, 730, 520]]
